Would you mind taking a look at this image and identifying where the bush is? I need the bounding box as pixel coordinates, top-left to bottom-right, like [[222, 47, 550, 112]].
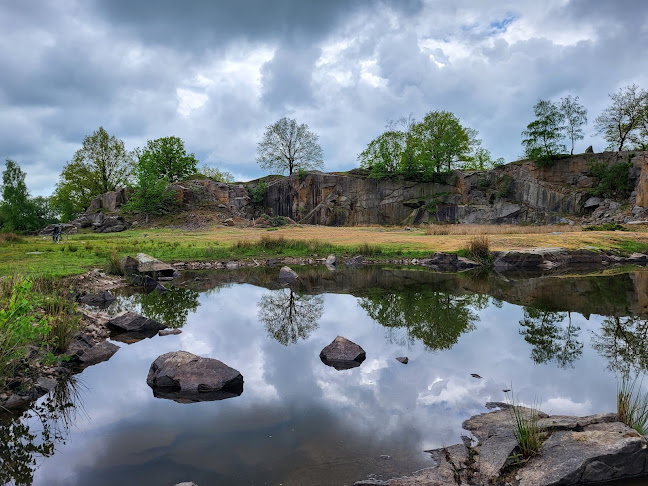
[[0, 279, 51, 385], [467, 235, 490, 261], [588, 160, 632, 200], [247, 182, 267, 206], [0, 233, 23, 245]]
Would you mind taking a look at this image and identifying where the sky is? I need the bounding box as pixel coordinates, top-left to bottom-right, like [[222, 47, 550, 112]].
[[2, 0, 648, 197]]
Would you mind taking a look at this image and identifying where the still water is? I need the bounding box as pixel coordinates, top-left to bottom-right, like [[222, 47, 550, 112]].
[[3, 266, 648, 486]]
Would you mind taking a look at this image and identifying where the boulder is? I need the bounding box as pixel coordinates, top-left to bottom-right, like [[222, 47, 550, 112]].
[[107, 312, 166, 341], [396, 357, 408, 364], [78, 290, 116, 308], [278, 266, 299, 284], [325, 254, 337, 266], [223, 218, 235, 226], [120, 253, 175, 278], [345, 255, 364, 267], [320, 336, 366, 370], [94, 215, 130, 233], [77, 341, 120, 367], [585, 145, 594, 153], [146, 351, 244, 403]]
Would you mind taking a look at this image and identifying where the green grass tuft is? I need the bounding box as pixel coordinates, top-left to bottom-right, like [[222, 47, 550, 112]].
[[506, 390, 546, 460], [617, 372, 648, 435]]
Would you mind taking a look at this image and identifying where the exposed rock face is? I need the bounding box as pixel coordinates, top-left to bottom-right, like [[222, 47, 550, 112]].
[[265, 152, 648, 225], [320, 336, 366, 370], [87, 188, 129, 212], [146, 351, 244, 403], [170, 180, 251, 216], [354, 406, 648, 486]]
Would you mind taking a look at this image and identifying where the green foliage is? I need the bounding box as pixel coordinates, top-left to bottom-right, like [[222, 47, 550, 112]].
[[560, 95, 587, 155], [522, 99, 566, 160], [358, 130, 407, 178], [583, 222, 628, 232], [247, 182, 267, 206], [595, 84, 648, 151], [588, 160, 632, 199], [257, 117, 324, 175], [52, 127, 134, 218], [297, 167, 308, 182], [0, 279, 51, 385], [197, 164, 234, 183], [617, 372, 648, 434], [506, 391, 546, 459], [462, 147, 503, 171], [1, 160, 56, 232], [139, 136, 198, 182], [496, 175, 513, 198]]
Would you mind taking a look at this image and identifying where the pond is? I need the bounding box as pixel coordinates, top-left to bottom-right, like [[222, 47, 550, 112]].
[[2, 266, 648, 486]]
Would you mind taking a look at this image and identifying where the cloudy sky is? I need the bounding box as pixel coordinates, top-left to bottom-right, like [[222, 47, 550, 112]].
[[2, 0, 648, 196]]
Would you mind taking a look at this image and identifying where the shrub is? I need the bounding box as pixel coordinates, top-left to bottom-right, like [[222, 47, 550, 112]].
[[0, 279, 51, 385], [467, 235, 490, 261], [588, 160, 633, 200], [106, 249, 123, 275], [297, 167, 308, 182], [617, 373, 648, 435], [0, 232, 23, 245], [247, 182, 267, 206]]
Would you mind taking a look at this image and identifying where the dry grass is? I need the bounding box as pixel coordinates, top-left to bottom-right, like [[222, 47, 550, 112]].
[[467, 235, 490, 260], [424, 224, 582, 235], [0, 232, 23, 244]]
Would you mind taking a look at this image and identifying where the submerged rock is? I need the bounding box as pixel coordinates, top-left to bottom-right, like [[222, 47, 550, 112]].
[[146, 351, 244, 403], [278, 266, 299, 284], [320, 336, 366, 370]]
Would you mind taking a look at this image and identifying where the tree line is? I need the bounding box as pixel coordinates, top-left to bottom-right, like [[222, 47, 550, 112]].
[[1, 83, 648, 231]]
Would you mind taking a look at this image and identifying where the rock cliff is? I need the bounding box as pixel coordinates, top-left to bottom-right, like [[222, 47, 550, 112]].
[[264, 151, 648, 225]]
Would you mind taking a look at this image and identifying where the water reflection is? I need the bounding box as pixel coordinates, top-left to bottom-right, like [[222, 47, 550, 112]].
[[0, 377, 85, 486], [358, 288, 481, 351], [519, 308, 583, 368], [109, 287, 199, 329], [592, 317, 648, 373], [258, 289, 324, 346]]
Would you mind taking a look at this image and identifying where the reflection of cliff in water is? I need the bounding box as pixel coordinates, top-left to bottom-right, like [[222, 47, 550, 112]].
[[176, 266, 648, 320]]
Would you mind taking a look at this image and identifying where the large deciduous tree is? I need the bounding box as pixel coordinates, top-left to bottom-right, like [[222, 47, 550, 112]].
[[256, 117, 324, 175], [560, 95, 587, 155], [594, 84, 647, 151], [51, 127, 134, 220], [357, 130, 406, 178], [137, 136, 198, 182], [521, 99, 566, 159]]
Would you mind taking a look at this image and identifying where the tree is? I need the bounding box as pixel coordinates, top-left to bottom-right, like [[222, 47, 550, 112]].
[[560, 95, 587, 155], [0, 160, 56, 232], [357, 130, 406, 178], [461, 147, 504, 170], [197, 164, 235, 183], [522, 99, 566, 159], [256, 117, 324, 175], [138, 136, 198, 182], [410, 111, 479, 174], [594, 84, 647, 151], [122, 151, 174, 223], [52, 127, 134, 218]]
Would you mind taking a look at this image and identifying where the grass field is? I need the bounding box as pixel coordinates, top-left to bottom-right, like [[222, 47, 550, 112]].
[[1, 224, 648, 279]]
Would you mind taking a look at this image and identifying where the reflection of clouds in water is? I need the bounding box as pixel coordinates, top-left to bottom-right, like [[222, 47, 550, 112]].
[[31, 276, 636, 486]]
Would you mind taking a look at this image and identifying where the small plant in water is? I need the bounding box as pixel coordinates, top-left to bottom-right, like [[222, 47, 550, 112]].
[[617, 372, 648, 434], [505, 390, 546, 460]]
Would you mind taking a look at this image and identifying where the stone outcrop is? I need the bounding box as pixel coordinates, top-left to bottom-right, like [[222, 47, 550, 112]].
[[169, 180, 251, 216], [120, 253, 176, 278], [355, 405, 648, 485], [320, 336, 366, 370], [146, 351, 244, 403], [87, 188, 129, 213], [264, 151, 648, 226]]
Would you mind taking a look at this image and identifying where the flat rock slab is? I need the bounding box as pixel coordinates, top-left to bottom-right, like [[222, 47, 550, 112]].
[[147, 351, 244, 403], [159, 329, 182, 336], [320, 336, 366, 370], [518, 422, 648, 485], [120, 253, 175, 277]]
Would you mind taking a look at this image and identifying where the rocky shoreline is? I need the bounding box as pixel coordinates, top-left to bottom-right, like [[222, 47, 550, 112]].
[[355, 403, 648, 486], [3, 247, 648, 413]]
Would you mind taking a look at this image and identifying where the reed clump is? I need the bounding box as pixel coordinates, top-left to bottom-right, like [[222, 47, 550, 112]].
[[617, 373, 648, 434], [467, 235, 490, 261], [506, 391, 546, 460]]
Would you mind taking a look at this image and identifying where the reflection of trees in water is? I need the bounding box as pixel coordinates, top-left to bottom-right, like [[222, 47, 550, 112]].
[[258, 289, 324, 346], [0, 376, 86, 486], [519, 308, 583, 368], [110, 287, 199, 329], [592, 316, 648, 373], [358, 289, 480, 351]]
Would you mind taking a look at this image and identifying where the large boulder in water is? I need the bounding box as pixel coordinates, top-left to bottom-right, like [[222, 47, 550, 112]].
[[320, 336, 366, 370], [146, 351, 244, 403], [108, 311, 166, 342]]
